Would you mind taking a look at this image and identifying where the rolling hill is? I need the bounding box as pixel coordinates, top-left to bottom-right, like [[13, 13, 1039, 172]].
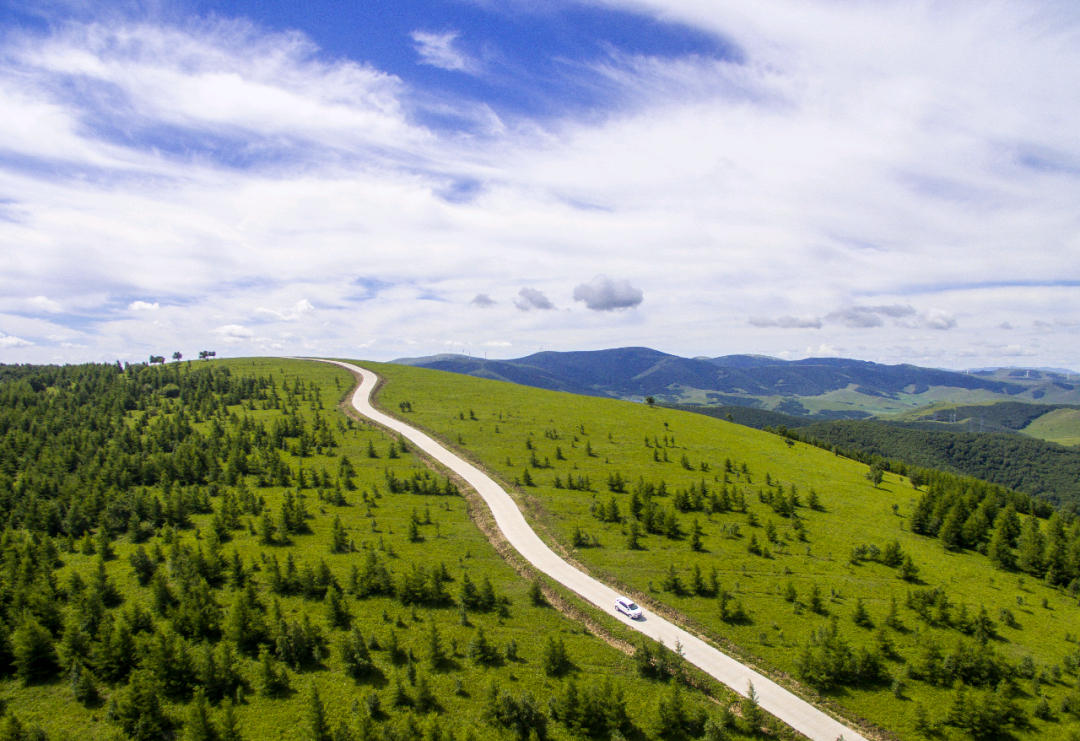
[[393, 347, 1080, 416], [371, 360, 1080, 741]]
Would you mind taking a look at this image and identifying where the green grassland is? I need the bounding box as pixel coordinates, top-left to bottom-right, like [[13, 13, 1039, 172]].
[[1022, 409, 1080, 447], [0, 358, 762, 741], [366, 362, 1080, 741]]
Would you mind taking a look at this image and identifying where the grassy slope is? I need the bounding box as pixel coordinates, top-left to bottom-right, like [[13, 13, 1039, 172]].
[[1023, 409, 1080, 447], [0, 359, 754, 741], [367, 362, 1080, 741]]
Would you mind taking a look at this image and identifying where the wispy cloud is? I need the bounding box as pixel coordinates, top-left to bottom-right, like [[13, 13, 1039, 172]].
[[749, 315, 822, 329], [411, 31, 477, 73], [826, 305, 916, 329], [255, 299, 315, 322]]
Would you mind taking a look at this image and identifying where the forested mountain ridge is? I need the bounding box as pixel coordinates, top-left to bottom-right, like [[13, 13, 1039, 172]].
[[393, 347, 1079, 413]]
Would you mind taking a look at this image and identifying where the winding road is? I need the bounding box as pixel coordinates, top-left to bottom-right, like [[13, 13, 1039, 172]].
[[321, 359, 867, 741]]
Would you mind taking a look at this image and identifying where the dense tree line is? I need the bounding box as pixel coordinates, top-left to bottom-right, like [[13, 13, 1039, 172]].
[[789, 420, 1080, 508]]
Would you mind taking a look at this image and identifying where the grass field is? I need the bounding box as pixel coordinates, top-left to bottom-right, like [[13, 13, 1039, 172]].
[[365, 361, 1080, 741], [1022, 409, 1080, 447], [1, 358, 771, 741]]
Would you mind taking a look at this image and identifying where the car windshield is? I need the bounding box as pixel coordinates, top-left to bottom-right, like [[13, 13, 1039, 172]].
[[627, 603, 639, 610]]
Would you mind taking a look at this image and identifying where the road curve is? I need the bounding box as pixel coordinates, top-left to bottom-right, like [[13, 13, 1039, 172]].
[[319, 359, 866, 741]]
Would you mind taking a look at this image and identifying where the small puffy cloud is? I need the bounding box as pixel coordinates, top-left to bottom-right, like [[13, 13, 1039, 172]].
[[998, 322, 1014, 330], [213, 324, 255, 342], [827, 304, 916, 329], [749, 315, 822, 329], [27, 296, 62, 313], [514, 288, 554, 311], [0, 332, 33, 348], [470, 293, 496, 308], [572, 275, 643, 312], [255, 299, 315, 322], [920, 310, 957, 330], [802, 344, 844, 358], [483, 340, 511, 347], [411, 31, 475, 73], [129, 301, 160, 311]]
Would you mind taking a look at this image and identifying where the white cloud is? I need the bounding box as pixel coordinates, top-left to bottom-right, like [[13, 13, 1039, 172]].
[[27, 295, 62, 313], [572, 275, 643, 311], [919, 310, 958, 331], [255, 299, 315, 321], [514, 288, 555, 311], [213, 324, 255, 342], [410, 31, 476, 73], [826, 305, 916, 329], [749, 315, 822, 329], [129, 301, 160, 311], [0, 333, 33, 348], [470, 294, 496, 308]]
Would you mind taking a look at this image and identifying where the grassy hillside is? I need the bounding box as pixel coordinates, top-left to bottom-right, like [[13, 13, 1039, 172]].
[[0, 359, 759, 741], [1023, 409, 1080, 447], [368, 362, 1080, 741], [668, 404, 1080, 507]]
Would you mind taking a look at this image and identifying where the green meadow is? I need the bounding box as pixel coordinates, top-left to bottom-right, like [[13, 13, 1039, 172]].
[[367, 361, 1080, 741], [1023, 409, 1080, 447], [0, 358, 763, 741]]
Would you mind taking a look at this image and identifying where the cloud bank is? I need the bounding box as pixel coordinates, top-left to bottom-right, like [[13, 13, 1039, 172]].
[[0, 2, 1077, 370]]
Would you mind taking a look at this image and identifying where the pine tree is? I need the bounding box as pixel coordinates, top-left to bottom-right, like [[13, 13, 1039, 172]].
[[185, 687, 219, 741], [690, 519, 704, 552], [899, 555, 919, 582], [740, 681, 763, 733], [852, 598, 873, 628], [626, 519, 642, 551], [257, 647, 289, 696], [341, 626, 375, 679], [325, 584, 351, 629], [330, 516, 349, 554], [113, 669, 171, 741], [541, 636, 570, 677], [1017, 518, 1045, 575], [427, 622, 446, 668], [69, 660, 100, 706], [527, 578, 545, 607], [988, 524, 1015, 570], [12, 616, 58, 685], [307, 682, 332, 741], [218, 699, 243, 741], [939, 505, 966, 551]]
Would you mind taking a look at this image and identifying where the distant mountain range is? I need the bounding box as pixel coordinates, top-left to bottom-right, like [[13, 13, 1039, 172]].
[[392, 347, 1080, 417]]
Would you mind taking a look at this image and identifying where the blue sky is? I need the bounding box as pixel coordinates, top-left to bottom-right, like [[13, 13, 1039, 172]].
[[0, 0, 1078, 368]]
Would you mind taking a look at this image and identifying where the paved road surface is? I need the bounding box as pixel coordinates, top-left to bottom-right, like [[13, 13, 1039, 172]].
[[320, 359, 867, 741]]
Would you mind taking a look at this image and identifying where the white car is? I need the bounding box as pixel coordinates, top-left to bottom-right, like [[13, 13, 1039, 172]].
[[615, 596, 642, 619]]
